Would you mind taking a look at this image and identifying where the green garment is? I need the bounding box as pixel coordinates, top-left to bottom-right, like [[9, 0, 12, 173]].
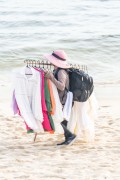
[[27, 129, 34, 134], [44, 78, 55, 130]]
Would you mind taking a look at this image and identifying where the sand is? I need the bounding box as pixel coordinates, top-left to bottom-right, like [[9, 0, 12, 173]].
[[0, 82, 120, 180]]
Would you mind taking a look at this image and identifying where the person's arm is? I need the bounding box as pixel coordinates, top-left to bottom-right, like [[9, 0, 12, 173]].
[[45, 70, 67, 91]]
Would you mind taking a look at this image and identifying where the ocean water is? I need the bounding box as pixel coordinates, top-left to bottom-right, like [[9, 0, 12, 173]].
[[0, 0, 120, 84]]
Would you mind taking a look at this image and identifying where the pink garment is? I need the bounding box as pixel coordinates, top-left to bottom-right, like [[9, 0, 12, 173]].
[[34, 68, 52, 131], [24, 121, 31, 131]]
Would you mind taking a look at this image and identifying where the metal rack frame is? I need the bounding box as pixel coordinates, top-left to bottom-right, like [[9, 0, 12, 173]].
[[24, 58, 88, 72]]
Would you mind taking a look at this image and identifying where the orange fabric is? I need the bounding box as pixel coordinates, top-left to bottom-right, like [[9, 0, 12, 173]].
[[49, 130, 55, 134], [47, 79, 56, 115]]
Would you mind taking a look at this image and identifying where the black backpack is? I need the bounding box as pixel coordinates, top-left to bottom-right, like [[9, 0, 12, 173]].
[[54, 68, 94, 102], [68, 68, 94, 102]]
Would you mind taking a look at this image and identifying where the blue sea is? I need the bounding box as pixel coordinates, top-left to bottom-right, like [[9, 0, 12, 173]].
[[0, 0, 120, 84]]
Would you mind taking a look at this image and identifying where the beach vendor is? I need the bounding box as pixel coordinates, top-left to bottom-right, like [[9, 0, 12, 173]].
[[44, 50, 76, 146]]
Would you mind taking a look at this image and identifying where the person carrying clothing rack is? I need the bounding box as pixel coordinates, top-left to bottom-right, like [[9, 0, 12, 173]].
[[44, 50, 76, 146]]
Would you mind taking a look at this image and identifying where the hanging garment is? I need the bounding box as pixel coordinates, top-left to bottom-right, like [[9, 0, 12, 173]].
[[44, 78, 55, 131], [12, 90, 19, 115], [67, 92, 98, 142], [12, 92, 32, 132], [36, 69, 52, 131], [87, 92, 99, 121], [12, 67, 44, 132], [47, 79, 55, 115], [63, 91, 73, 121], [50, 81, 64, 134], [24, 121, 33, 132]]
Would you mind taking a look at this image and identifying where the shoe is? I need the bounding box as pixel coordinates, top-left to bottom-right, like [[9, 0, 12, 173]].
[[57, 134, 76, 146], [57, 140, 67, 146], [64, 134, 76, 145]]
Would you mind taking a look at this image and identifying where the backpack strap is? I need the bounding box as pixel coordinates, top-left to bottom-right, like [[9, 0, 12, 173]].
[[53, 68, 61, 80], [53, 68, 69, 105], [54, 68, 69, 91]]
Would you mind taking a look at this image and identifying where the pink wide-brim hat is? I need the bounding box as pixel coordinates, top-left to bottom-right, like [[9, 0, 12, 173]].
[[43, 50, 71, 69]]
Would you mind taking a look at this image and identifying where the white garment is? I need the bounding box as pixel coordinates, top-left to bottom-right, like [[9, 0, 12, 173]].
[[50, 81, 63, 134], [13, 67, 44, 132], [67, 92, 98, 142], [63, 91, 73, 121]]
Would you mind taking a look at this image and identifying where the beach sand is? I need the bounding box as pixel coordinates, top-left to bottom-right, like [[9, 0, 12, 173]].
[[0, 83, 120, 180]]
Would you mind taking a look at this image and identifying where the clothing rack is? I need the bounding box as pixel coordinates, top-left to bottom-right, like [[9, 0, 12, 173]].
[[24, 57, 88, 72], [24, 57, 88, 142]]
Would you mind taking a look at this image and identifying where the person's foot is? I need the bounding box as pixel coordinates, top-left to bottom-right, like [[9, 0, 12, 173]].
[[64, 134, 76, 145], [57, 134, 76, 146]]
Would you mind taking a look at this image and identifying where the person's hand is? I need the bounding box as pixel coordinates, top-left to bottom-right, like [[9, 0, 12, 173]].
[[44, 69, 49, 74], [44, 70, 53, 79]]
